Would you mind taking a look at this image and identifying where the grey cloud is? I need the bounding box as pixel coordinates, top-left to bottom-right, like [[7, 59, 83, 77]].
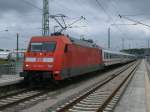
[[0, 0, 40, 14], [0, 0, 150, 50]]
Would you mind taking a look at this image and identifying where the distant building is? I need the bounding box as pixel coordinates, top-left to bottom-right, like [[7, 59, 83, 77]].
[[0, 51, 11, 60], [121, 48, 150, 58]]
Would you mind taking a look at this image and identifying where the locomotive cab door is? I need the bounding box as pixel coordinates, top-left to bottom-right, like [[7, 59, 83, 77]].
[[63, 44, 72, 79]]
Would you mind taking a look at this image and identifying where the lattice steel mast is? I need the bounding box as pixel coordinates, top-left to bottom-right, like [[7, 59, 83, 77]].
[[42, 0, 49, 36]]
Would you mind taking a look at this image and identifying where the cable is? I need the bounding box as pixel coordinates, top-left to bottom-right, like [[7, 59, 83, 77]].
[[119, 15, 150, 28], [96, 0, 131, 46], [21, 0, 42, 11], [95, 0, 113, 21], [120, 13, 150, 17], [139, 18, 150, 22], [107, 0, 132, 40]]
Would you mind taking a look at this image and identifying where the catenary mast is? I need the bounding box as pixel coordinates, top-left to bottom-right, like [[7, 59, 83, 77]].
[[42, 0, 49, 36]]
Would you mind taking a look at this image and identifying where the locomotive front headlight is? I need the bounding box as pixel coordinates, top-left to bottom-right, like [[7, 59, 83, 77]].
[[25, 64, 29, 67], [54, 71, 60, 74]]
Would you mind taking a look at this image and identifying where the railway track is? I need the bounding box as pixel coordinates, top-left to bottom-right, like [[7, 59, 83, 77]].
[[0, 87, 50, 111], [0, 61, 138, 111], [50, 61, 139, 112], [0, 83, 28, 98]]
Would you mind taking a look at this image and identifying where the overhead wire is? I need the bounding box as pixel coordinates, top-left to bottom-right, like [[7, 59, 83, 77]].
[[111, 0, 150, 28], [110, 0, 150, 49], [120, 13, 150, 17], [21, 0, 42, 11], [107, 0, 133, 39], [95, 0, 113, 22], [107, 0, 146, 50], [95, 0, 132, 50], [119, 15, 150, 28], [108, 0, 143, 49]]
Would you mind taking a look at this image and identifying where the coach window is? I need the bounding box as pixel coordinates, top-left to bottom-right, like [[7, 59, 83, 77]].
[[104, 53, 106, 59], [107, 53, 109, 59], [104, 53, 107, 59], [105, 53, 107, 59], [109, 53, 111, 59], [110, 53, 112, 59], [106, 53, 108, 59]]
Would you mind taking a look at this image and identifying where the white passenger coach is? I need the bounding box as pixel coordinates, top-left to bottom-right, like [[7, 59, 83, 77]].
[[102, 50, 135, 66]]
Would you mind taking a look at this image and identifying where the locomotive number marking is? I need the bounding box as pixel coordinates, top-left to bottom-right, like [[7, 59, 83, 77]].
[[36, 58, 43, 62]]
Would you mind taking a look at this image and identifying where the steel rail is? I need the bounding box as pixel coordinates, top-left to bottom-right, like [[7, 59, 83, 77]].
[[55, 61, 139, 112], [0, 88, 50, 111]]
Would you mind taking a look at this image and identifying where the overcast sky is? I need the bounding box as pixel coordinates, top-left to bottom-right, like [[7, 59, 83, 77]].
[[0, 0, 150, 50]]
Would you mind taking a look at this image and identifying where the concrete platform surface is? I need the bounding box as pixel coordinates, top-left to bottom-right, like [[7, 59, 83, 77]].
[[114, 60, 149, 112], [0, 75, 23, 87]]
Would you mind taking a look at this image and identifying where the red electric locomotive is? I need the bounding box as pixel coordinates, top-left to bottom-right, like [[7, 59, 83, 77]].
[[21, 34, 103, 81]]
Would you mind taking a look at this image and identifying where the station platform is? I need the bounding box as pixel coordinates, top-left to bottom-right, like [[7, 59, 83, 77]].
[[114, 60, 150, 112], [0, 75, 24, 87]]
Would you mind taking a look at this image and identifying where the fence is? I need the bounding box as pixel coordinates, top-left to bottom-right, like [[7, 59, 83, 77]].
[[0, 63, 16, 76], [0, 59, 23, 76]]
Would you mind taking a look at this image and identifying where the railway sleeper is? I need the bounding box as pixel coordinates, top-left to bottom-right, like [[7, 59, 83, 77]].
[[69, 109, 95, 112], [75, 103, 101, 108], [71, 106, 98, 111], [80, 100, 104, 105]]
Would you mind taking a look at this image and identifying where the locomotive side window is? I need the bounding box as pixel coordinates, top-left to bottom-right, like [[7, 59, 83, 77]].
[[30, 42, 56, 52]]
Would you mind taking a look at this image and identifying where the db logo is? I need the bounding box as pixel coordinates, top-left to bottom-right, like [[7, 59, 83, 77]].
[[36, 58, 43, 62]]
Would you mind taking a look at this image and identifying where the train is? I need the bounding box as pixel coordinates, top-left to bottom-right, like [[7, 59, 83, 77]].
[[20, 34, 136, 82]]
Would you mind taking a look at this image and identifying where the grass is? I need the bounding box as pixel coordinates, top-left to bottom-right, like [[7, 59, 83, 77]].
[[0, 59, 10, 64]]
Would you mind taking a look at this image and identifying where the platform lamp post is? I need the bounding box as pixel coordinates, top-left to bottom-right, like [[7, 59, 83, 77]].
[[108, 23, 137, 50], [122, 37, 125, 50], [108, 27, 110, 49], [16, 33, 19, 61]]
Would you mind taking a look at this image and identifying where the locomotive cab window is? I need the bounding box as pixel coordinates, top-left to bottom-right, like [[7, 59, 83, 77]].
[[30, 42, 56, 52]]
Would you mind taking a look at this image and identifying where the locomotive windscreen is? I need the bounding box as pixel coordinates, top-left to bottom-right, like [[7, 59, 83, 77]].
[[29, 42, 56, 52]]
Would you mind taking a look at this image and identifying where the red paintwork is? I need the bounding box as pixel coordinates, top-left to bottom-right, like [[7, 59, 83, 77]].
[[23, 35, 102, 80], [63, 44, 102, 68]]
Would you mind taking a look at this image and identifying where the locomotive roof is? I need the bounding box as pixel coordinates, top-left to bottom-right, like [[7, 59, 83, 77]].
[[31, 35, 72, 44], [69, 37, 98, 48], [31, 35, 99, 48], [103, 49, 135, 56], [103, 49, 135, 57], [30, 35, 135, 57]]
